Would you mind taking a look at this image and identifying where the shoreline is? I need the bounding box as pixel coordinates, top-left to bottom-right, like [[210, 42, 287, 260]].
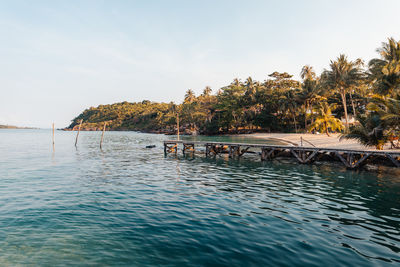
[[63, 129, 400, 152]]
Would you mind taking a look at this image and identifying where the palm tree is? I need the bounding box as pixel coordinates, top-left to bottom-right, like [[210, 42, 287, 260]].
[[299, 65, 322, 129], [348, 59, 365, 118], [300, 65, 316, 80], [184, 89, 196, 103], [340, 114, 388, 150], [278, 89, 301, 132], [216, 79, 246, 132], [368, 38, 400, 97], [367, 96, 400, 147], [243, 77, 261, 130], [321, 54, 365, 128], [309, 102, 343, 136], [202, 86, 212, 96], [244, 77, 257, 101]]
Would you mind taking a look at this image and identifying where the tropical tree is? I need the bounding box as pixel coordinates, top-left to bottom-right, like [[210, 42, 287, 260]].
[[299, 65, 322, 129], [321, 54, 365, 128], [278, 89, 301, 132], [367, 96, 400, 148], [216, 78, 246, 132], [309, 102, 343, 136], [184, 89, 196, 103], [202, 86, 212, 96], [368, 38, 400, 97], [340, 113, 388, 150]]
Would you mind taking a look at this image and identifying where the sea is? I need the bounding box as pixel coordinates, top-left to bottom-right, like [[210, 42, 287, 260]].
[[0, 129, 399, 266]]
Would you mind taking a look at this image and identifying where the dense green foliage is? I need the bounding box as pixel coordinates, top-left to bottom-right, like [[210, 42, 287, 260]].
[[69, 38, 400, 148], [68, 101, 177, 132]]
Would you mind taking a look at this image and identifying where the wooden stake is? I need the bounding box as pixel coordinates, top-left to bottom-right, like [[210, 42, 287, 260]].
[[52, 123, 55, 147], [75, 119, 83, 147], [177, 112, 180, 141], [100, 122, 107, 149]]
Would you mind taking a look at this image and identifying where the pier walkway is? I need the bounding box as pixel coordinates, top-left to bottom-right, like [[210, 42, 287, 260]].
[[164, 140, 400, 169]]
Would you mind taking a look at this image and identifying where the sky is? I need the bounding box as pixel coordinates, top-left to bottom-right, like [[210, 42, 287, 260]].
[[0, 0, 400, 128]]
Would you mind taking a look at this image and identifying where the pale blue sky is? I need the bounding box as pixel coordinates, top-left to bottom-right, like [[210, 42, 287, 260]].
[[1, 0, 399, 128]]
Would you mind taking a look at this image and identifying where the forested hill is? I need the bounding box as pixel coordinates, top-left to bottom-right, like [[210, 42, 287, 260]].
[[0, 125, 35, 129], [0, 125, 19, 129], [66, 101, 177, 133], [66, 72, 306, 135]]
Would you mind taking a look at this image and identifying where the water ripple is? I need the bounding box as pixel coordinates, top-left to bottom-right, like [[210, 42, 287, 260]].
[[0, 130, 399, 266]]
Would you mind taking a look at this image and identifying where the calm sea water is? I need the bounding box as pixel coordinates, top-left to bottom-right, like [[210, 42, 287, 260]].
[[0, 129, 399, 266]]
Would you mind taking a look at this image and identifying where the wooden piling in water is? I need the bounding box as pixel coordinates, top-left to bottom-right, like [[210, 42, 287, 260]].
[[100, 122, 107, 149], [177, 112, 180, 141], [52, 123, 55, 148], [75, 119, 83, 147]]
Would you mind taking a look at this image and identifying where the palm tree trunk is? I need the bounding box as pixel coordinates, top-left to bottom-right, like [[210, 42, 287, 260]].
[[304, 102, 309, 130], [293, 114, 298, 133], [349, 91, 357, 118], [324, 121, 330, 136], [340, 91, 349, 129]]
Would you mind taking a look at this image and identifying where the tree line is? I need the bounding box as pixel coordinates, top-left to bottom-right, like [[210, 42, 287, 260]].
[[68, 38, 400, 149]]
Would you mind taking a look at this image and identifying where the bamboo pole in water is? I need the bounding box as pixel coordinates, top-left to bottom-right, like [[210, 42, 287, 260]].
[[52, 123, 55, 147], [100, 122, 107, 149], [75, 119, 83, 147], [177, 112, 180, 141]]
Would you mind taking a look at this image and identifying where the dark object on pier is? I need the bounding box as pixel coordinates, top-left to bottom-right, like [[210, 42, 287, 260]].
[[163, 140, 400, 170], [146, 145, 156, 148]]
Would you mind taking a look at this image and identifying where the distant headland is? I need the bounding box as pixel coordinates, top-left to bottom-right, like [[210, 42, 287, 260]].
[[0, 125, 37, 129]]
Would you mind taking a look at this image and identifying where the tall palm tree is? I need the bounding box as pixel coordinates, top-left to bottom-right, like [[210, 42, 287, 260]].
[[321, 54, 365, 129], [309, 102, 343, 136], [348, 58, 365, 118], [202, 86, 212, 96], [244, 77, 256, 100], [299, 65, 321, 129], [278, 89, 301, 132], [232, 78, 242, 87], [367, 96, 400, 147], [184, 89, 196, 103], [300, 65, 316, 80], [368, 38, 400, 97]]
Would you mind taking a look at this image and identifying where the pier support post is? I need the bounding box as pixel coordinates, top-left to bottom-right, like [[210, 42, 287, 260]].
[[290, 149, 319, 164], [335, 152, 371, 169], [183, 143, 195, 154], [386, 153, 400, 167], [261, 148, 266, 161], [164, 143, 178, 153], [261, 148, 276, 161], [238, 146, 250, 157], [229, 146, 234, 158]]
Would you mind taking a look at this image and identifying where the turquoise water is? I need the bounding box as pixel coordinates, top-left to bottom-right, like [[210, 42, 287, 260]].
[[1, 129, 399, 266]]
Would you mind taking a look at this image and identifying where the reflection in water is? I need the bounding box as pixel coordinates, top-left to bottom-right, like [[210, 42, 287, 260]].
[[0, 129, 399, 266]]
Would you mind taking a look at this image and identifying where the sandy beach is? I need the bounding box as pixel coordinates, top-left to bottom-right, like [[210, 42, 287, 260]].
[[240, 133, 400, 152]]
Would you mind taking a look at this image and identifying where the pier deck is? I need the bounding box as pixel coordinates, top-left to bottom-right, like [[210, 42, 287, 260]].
[[164, 140, 400, 169]]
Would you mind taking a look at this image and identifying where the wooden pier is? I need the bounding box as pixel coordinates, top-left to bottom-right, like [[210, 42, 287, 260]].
[[164, 140, 400, 169]]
